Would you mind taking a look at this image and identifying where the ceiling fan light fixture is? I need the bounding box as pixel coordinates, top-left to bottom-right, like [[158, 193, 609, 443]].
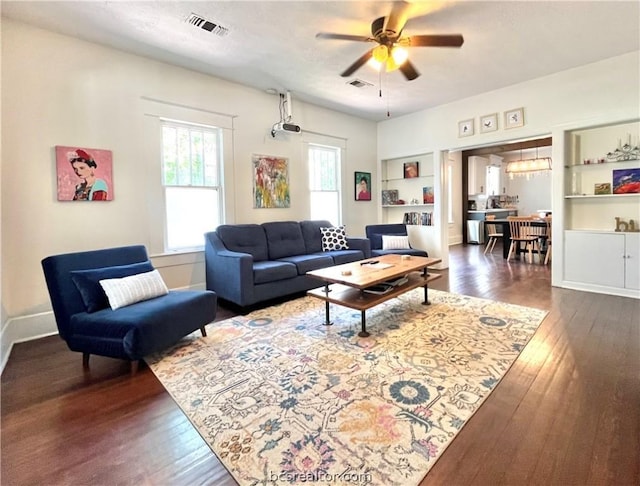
[[391, 46, 408, 66], [372, 45, 389, 63]]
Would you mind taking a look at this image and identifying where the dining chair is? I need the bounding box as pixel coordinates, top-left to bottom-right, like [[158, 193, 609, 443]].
[[483, 215, 503, 254], [507, 216, 541, 263]]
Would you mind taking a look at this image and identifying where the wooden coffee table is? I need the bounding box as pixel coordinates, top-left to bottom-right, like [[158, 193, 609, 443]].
[[307, 254, 442, 337]]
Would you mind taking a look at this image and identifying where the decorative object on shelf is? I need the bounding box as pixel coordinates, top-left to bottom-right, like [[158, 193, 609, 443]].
[[403, 161, 419, 178], [504, 107, 525, 129], [606, 134, 640, 162], [505, 146, 551, 179], [615, 217, 639, 232], [381, 189, 399, 206], [355, 171, 372, 201], [570, 171, 582, 195], [480, 113, 498, 133], [253, 154, 290, 208], [423, 186, 434, 204], [458, 118, 474, 137], [612, 168, 640, 194], [56, 145, 113, 201], [594, 182, 612, 195]]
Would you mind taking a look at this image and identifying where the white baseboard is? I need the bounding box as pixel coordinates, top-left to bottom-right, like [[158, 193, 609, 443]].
[[1, 312, 58, 374], [0, 283, 208, 375]]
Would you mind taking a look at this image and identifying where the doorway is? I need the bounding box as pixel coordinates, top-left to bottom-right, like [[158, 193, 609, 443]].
[[461, 136, 552, 244]]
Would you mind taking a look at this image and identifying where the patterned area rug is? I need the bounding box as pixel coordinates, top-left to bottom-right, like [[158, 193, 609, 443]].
[[147, 289, 547, 485]]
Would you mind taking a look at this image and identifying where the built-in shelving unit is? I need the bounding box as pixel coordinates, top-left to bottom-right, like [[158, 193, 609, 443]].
[[559, 120, 639, 298]]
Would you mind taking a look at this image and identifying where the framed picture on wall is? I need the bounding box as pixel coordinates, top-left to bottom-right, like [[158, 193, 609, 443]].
[[355, 171, 372, 200], [504, 107, 525, 129], [55, 146, 113, 201], [480, 113, 498, 133], [458, 119, 474, 137], [252, 154, 290, 208]]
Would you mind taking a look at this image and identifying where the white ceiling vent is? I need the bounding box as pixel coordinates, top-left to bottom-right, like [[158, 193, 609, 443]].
[[186, 13, 229, 36], [347, 79, 373, 88]]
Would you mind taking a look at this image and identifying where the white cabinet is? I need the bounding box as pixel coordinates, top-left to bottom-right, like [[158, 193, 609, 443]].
[[564, 230, 639, 296], [557, 120, 640, 299], [468, 156, 487, 195]]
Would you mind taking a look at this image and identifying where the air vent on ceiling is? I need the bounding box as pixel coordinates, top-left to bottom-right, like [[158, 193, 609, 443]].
[[186, 13, 229, 36], [347, 79, 373, 88]]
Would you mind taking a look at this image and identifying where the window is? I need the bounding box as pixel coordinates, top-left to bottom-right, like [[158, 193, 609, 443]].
[[308, 144, 341, 225], [161, 120, 223, 251]]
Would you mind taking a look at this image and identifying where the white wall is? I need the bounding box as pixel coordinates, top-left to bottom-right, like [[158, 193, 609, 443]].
[[378, 50, 640, 266], [0, 19, 378, 354]]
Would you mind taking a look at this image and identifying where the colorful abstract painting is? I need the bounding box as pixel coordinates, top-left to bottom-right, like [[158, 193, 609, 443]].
[[612, 168, 640, 194], [56, 145, 113, 201], [253, 154, 290, 208]]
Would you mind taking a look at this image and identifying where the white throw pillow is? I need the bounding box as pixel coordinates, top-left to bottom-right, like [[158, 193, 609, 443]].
[[382, 234, 411, 250], [99, 269, 169, 310], [320, 226, 348, 251]]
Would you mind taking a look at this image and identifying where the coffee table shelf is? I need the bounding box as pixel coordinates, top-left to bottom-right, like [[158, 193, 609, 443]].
[[307, 254, 442, 337]]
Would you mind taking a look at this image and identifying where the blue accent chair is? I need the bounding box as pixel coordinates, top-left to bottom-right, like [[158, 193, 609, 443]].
[[365, 223, 428, 257], [41, 245, 217, 373]]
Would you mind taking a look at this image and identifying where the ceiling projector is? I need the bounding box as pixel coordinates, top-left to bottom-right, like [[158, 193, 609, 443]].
[[271, 122, 301, 136]]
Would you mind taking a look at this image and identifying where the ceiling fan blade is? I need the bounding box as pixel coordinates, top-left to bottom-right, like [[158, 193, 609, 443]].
[[407, 34, 464, 47], [384, 1, 411, 36], [316, 32, 372, 42], [341, 49, 374, 77], [399, 59, 420, 81]]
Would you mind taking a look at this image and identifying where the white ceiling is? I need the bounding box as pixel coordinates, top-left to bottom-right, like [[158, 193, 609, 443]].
[[3, 1, 639, 121]]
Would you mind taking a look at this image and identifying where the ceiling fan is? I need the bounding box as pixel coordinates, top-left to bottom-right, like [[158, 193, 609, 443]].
[[316, 1, 464, 81]]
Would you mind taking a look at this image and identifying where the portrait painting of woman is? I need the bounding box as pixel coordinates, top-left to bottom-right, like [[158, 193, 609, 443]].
[[56, 146, 113, 201]]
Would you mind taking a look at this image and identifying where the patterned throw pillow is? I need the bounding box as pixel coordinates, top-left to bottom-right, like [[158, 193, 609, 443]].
[[382, 234, 411, 250], [320, 226, 348, 251], [99, 269, 169, 310]]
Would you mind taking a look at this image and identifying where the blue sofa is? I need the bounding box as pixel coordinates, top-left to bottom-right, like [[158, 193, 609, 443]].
[[365, 223, 428, 257], [205, 220, 371, 308], [41, 245, 217, 372]]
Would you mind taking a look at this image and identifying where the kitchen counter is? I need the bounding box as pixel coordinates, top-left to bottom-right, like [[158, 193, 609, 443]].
[[467, 208, 518, 222]]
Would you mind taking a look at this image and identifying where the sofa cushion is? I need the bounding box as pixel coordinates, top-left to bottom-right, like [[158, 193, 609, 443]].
[[71, 261, 155, 313], [325, 249, 365, 265], [253, 260, 298, 284], [69, 290, 216, 359], [262, 221, 307, 260], [278, 254, 334, 275], [300, 220, 334, 254], [382, 234, 411, 250], [217, 224, 269, 261], [99, 270, 169, 310], [369, 232, 406, 250], [320, 226, 348, 251], [372, 248, 428, 257]]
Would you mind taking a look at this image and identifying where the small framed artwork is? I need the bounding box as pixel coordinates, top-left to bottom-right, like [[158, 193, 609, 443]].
[[355, 171, 371, 200], [504, 107, 525, 129], [55, 145, 113, 201], [458, 119, 474, 137], [480, 113, 498, 133], [613, 168, 640, 194], [381, 189, 399, 206], [423, 186, 434, 204], [404, 161, 419, 178], [594, 182, 611, 195]]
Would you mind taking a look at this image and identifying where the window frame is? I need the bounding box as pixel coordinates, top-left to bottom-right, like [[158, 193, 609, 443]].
[[160, 118, 224, 252], [307, 142, 343, 226]]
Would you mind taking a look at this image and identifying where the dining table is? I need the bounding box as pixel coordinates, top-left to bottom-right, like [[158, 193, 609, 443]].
[[484, 218, 549, 259]]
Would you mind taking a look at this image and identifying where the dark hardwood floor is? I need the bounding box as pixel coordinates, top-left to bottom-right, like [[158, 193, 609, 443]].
[[2, 243, 639, 485]]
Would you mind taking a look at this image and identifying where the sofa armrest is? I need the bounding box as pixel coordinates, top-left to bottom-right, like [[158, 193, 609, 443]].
[[205, 232, 255, 305], [346, 237, 371, 259]]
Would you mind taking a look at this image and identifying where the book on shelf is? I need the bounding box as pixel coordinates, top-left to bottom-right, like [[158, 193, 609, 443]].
[[403, 211, 434, 226]]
